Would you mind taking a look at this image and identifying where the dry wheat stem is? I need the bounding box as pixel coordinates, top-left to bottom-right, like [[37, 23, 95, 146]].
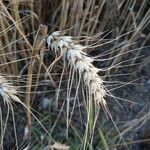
[[46, 31, 106, 106]]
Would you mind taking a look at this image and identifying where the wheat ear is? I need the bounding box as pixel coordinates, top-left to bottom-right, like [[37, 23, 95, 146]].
[[0, 75, 20, 103], [46, 31, 106, 106]]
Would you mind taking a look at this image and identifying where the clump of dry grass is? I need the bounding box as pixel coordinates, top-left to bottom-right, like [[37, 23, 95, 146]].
[[46, 31, 111, 147], [0, 0, 149, 149]]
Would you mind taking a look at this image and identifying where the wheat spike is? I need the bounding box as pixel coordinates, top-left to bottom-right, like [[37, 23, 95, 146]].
[[46, 31, 106, 106], [0, 74, 20, 103]]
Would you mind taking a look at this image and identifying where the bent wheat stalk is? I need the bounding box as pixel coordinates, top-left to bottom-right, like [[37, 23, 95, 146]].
[[46, 31, 106, 106], [46, 31, 129, 147], [46, 31, 108, 141]]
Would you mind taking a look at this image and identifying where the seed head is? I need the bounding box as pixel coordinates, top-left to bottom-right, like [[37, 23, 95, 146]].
[[0, 75, 20, 104], [46, 32, 106, 106]]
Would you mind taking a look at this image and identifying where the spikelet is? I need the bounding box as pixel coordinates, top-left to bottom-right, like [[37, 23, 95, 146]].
[[0, 74, 20, 104], [46, 31, 106, 106], [50, 142, 70, 150]]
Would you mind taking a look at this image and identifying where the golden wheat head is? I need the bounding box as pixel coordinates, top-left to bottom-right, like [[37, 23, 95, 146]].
[[0, 75, 20, 104], [46, 31, 106, 106]]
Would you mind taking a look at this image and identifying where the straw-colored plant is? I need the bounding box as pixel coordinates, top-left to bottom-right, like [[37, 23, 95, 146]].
[[0, 74, 20, 149], [46, 31, 109, 148]]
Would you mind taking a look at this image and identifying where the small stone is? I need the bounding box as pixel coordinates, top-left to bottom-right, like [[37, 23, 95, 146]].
[[42, 97, 51, 108]]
